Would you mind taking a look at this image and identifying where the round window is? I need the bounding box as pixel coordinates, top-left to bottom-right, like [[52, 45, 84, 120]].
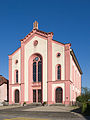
[[33, 40, 38, 46], [57, 53, 61, 57], [35, 57, 39, 61]]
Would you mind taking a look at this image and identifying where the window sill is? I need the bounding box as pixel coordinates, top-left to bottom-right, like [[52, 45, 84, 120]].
[[14, 83, 20, 85], [32, 81, 41, 83], [56, 79, 61, 81], [32, 82, 41, 87]]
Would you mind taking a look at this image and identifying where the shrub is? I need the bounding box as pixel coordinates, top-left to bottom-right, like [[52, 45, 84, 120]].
[[76, 95, 87, 103], [85, 102, 90, 115], [76, 87, 90, 115], [76, 95, 83, 103], [23, 102, 26, 106], [42, 102, 47, 106], [76, 87, 90, 103], [87, 102, 90, 110], [82, 87, 90, 102]]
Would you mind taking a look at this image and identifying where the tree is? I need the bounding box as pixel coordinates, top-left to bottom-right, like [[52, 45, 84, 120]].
[[82, 87, 90, 102], [76, 87, 90, 114], [76, 87, 90, 103]]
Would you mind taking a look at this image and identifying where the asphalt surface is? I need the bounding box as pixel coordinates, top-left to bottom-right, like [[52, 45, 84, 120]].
[[0, 105, 89, 120]]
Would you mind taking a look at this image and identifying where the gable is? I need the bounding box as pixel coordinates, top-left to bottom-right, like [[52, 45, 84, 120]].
[[21, 30, 48, 46], [24, 35, 47, 60]]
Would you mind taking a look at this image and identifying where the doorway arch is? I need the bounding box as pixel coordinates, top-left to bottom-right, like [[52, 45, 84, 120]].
[[55, 87, 63, 103], [15, 89, 19, 103]]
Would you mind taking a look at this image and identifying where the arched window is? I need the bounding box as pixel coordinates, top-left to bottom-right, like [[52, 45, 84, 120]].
[[33, 56, 42, 82], [57, 65, 61, 80], [16, 70, 18, 83]]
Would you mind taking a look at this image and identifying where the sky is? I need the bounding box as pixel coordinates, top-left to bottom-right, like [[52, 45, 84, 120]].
[[0, 0, 90, 88]]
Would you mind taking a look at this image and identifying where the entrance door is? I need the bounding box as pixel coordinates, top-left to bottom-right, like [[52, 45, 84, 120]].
[[38, 89, 42, 102], [33, 90, 36, 102], [15, 90, 19, 103], [55, 87, 62, 103], [33, 89, 42, 103]]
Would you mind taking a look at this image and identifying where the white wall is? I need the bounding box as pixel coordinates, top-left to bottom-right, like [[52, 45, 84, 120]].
[[12, 86, 20, 102], [0, 84, 7, 102], [12, 49, 21, 84], [52, 43, 65, 81], [24, 36, 47, 102]]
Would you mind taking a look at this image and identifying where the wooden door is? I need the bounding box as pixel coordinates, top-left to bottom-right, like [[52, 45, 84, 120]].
[[38, 89, 42, 102], [15, 90, 19, 103], [56, 88, 62, 103], [33, 90, 36, 102]]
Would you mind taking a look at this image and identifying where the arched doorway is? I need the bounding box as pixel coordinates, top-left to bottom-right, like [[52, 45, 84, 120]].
[[15, 90, 19, 103], [55, 87, 63, 103]]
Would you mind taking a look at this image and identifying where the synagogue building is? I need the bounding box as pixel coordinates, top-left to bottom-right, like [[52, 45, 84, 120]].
[[9, 21, 82, 105]]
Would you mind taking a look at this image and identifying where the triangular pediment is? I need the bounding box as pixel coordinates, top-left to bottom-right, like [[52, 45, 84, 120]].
[[20, 29, 53, 45]]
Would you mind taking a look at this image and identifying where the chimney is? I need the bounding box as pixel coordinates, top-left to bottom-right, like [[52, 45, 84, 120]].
[[33, 21, 38, 29]]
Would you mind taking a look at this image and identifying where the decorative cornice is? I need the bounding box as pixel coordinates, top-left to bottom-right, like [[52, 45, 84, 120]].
[[8, 47, 21, 56], [47, 80, 73, 83], [9, 83, 21, 86], [20, 29, 54, 43]]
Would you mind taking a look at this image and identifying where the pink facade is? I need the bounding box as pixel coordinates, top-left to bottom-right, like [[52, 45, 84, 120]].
[[8, 21, 82, 105]]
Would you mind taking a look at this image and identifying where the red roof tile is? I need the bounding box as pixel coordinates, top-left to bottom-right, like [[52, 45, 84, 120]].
[[0, 75, 8, 86]]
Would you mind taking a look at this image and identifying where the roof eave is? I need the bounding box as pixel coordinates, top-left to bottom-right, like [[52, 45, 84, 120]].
[[70, 49, 83, 75]]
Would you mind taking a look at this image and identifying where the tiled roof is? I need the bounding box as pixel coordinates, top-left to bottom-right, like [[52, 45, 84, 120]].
[[0, 75, 8, 86]]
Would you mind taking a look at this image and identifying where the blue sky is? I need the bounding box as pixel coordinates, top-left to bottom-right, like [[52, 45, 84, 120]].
[[0, 0, 90, 88]]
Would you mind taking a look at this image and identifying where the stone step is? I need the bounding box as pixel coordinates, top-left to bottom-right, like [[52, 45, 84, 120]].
[[9, 103, 21, 106], [50, 103, 65, 106], [0, 103, 3, 106], [27, 103, 42, 106]]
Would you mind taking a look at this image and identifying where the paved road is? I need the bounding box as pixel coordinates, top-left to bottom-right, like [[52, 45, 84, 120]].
[[0, 105, 89, 120]]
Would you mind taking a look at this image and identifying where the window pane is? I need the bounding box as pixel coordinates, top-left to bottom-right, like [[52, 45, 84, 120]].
[[57, 66, 61, 80], [38, 61, 42, 82], [35, 57, 39, 61], [38, 89, 42, 102], [16, 71, 18, 83], [33, 62, 36, 82]]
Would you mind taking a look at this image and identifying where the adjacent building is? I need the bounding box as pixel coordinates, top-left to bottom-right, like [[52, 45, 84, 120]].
[[0, 75, 9, 102], [9, 21, 82, 105]]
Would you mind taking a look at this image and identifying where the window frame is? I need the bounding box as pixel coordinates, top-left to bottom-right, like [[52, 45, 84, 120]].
[[16, 70, 18, 83], [33, 62, 36, 82], [33, 56, 42, 82], [56, 64, 61, 80]]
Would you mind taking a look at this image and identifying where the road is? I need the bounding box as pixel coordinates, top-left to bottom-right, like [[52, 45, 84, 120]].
[[0, 105, 89, 120]]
